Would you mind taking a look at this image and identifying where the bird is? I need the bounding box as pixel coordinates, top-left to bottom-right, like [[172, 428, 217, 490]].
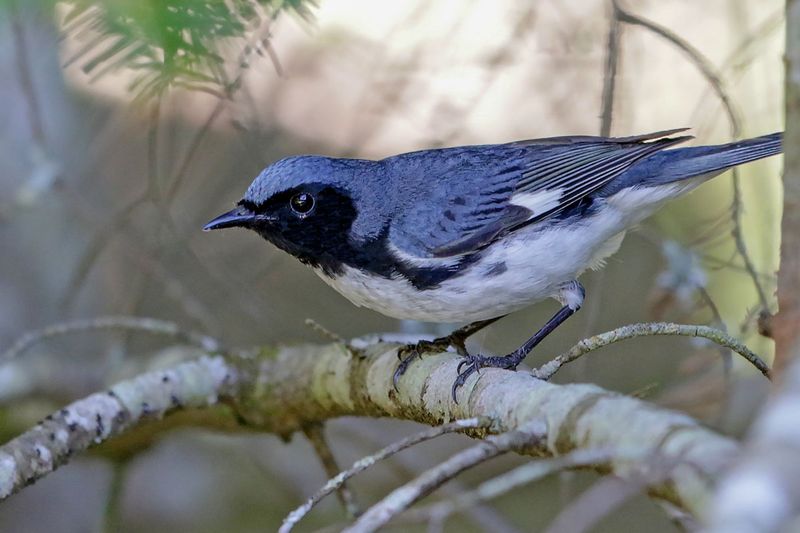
[[204, 129, 783, 400]]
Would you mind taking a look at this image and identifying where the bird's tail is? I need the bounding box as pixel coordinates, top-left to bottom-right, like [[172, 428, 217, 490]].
[[645, 132, 783, 184]]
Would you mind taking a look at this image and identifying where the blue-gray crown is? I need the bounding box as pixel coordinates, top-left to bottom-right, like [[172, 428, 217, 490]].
[[243, 155, 344, 205]]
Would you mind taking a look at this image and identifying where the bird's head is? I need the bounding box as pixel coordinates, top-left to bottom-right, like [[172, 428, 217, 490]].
[[204, 155, 385, 270]]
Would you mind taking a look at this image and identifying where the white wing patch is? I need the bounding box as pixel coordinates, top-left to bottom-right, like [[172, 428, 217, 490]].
[[387, 242, 462, 267], [509, 189, 564, 218]]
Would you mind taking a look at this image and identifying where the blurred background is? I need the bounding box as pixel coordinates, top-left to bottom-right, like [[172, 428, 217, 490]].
[[0, 0, 784, 531]]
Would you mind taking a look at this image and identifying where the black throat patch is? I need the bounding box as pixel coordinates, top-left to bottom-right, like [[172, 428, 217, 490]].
[[244, 186, 477, 290]]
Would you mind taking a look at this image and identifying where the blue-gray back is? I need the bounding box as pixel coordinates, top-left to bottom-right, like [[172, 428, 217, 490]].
[[380, 131, 781, 259]]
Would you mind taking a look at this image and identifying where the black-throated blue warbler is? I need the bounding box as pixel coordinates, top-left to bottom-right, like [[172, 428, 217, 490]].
[[204, 129, 782, 400]]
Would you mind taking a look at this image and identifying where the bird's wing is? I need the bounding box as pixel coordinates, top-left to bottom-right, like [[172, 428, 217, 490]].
[[389, 129, 692, 259]]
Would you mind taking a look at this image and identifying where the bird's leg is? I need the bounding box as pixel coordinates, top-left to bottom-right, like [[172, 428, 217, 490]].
[[452, 281, 585, 401], [393, 317, 503, 389]]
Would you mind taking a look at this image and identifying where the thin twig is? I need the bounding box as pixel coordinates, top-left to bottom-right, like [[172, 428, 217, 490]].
[[10, 1, 46, 147], [103, 461, 127, 533], [280, 417, 493, 533], [333, 420, 523, 533], [599, 1, 622, 137], [614, 1, 742, 131], [730, 169, 770, 311], [614, 0, 770, 312], [543, 464, 673, 533], [532, 322, 771, 381], [1, 316, 222, 361], [165, 16, 278, 203], [304, 319, 345, 344], [658, 501, 700, 532], [399, 448, 619, 526], [62, 101, 166, 310], [147, 100, 162, 203], [579, 0, 623, 380], [302, 423, 361, 519], [64, 17, 279, 310], [61, 193, 149, 309], [698, 287, 733, 374], [690, 9, 784, 129], [164, 99, 225, 203], [342, 421, 545, 533]]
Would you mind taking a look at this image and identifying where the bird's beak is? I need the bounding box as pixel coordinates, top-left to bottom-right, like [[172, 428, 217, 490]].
[[203, 205, 258, 231]]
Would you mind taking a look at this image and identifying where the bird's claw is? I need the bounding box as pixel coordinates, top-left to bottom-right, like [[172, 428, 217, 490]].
[[451, 353, 520, 402], [393, 337, 454, 390], [456, 358, 475, 375], [393, 348, 420, 390]]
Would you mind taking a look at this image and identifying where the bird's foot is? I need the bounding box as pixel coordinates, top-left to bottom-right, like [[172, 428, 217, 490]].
[[393, 333, 469, 390], [451, 351, 524, 402]]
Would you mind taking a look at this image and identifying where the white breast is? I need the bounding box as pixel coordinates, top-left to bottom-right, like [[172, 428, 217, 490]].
[[316, 180, 704, 323]]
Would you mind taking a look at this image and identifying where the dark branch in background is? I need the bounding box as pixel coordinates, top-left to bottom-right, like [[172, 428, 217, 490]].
[[574, 0, 623, 381], [599, 2, 621, 137], [302, 422, 361, 519], [60, 3, 293, 312], [396, 448, 617, 528], [281, 418, 493, 532], [613, 0, 771, 315], [10, 1, 46, 147], [102, 461, 128, 533], [3, 1, 61, 222], [698, 286, 734, 375], [60, 193, 145, 310], [772, 0, 800, 369], [165, 14, 281, 203], [689, 8, 783, 128], [342, 422, 546, 533], [544, 467, 672, 533]]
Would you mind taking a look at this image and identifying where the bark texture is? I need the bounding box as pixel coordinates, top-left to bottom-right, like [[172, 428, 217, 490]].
[[0, 343, 739, 520]]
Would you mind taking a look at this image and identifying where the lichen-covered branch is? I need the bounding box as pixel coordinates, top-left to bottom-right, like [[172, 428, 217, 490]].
[[0, 356, 234, 499], [0, 341, 742, 521]]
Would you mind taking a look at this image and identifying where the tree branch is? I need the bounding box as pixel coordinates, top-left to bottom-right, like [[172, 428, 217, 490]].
[[302, 422, 361, 519], [0, 355, 234, 499], [0, 341, 744, 521], [531, 322, 771, 381], [1, 316, 222, 362], [773, 0, 800, 369]]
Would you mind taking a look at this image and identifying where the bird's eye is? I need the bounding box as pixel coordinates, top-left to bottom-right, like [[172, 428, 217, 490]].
[[290, 192, 315, 215]]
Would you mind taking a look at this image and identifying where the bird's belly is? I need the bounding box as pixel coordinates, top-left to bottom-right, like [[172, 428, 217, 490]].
[[316, 212, 628, 323]]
